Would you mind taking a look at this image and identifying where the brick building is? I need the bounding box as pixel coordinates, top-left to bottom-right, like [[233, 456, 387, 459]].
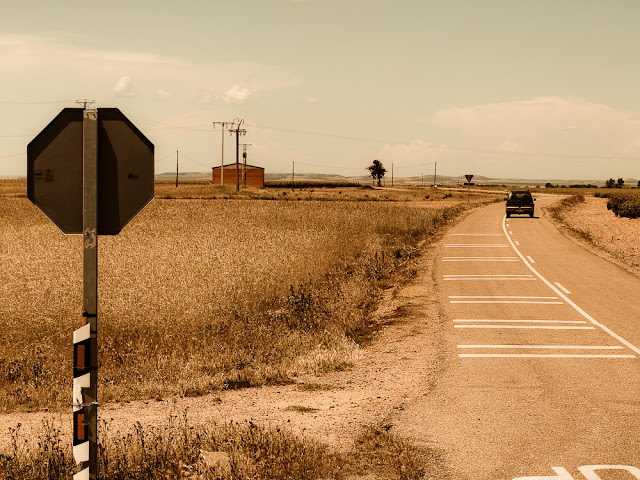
[[212, 163, 264, 188]]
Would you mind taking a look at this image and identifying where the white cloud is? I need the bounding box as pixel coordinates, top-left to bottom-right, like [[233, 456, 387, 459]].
[[499, 137, 527, 153], [223, 85, 252, 103], [0, 33, 298, 103], [156, 88, 172, 99], [418, 97, 640, 178], [377, 139, 448, 164], [113, 76, 135, 97]]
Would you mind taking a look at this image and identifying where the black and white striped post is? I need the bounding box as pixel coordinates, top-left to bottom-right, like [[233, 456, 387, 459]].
[[27, 105, 154, 480], [73, 107, 99, 479]]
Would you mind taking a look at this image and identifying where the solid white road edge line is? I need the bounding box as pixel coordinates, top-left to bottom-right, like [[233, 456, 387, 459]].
[[502, 215, 640, 357]]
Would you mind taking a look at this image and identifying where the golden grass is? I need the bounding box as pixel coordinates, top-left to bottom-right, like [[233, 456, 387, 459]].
[[0, 180, 481, 412], [1, 413, 445, 479]]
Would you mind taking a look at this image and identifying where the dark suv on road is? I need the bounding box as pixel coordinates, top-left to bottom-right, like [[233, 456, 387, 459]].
[[506, 190, 535, 218]]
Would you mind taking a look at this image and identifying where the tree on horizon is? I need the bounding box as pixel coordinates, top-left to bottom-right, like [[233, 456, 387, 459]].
[[367, 159, 386, 186]]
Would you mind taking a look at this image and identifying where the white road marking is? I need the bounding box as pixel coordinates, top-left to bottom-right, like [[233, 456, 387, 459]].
[[452, 301, 565, 304], [450, 295, 557, 299], [457, 345, 623, 349], [444, 274, 535, 281], [454, 325, 594, 329], [453, 319, 586, 323], [460, 353, 635, 358], [442, 257, 519, 262], [444, 244, 509, 247], [509, 230, 513, 235], [515, 240, 520, 245], [444, 274, 534, 277], [450, 295, 561, 304], [502, 215, 640, 357], [513, 465, 640, 480], [527, 255, 536, 263], [444, 278, 537, 281], [555, 282, 571, 294]]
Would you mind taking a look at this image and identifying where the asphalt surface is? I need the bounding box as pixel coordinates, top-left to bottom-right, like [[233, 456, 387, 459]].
[[394, 197, 640, 480]]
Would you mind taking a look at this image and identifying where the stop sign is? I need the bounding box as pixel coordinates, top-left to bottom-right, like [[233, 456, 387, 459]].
[[27, 108, 154, 234]]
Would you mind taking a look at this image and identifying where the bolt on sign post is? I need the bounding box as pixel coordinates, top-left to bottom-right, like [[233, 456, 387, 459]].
[[465, 174, 474, 203], [27, 107, 154, 480]]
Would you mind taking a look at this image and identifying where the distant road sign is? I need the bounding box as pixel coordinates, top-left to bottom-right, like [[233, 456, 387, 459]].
[[27, 108, 154, 234], [465, 174, 474, 183]]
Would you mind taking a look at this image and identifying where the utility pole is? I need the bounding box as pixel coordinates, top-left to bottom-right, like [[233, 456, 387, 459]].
[[292, 161, 295, 190], [434, 162, 437, 187], [213, 121, 233, 187], [175, 150, 179, 188], [240, 144, 252, 188], [229, 119, 246, 192], [391, 163, 394, 187]]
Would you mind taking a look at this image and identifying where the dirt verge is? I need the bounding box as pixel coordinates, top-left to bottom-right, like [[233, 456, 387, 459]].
[[0, 214, 459, 476], [543, 195, 640, 278]]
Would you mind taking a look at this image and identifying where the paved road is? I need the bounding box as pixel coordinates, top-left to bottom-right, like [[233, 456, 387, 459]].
[[394, 197, 640, 480]]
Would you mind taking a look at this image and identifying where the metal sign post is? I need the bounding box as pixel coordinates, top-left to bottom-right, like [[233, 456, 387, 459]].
[[73, 107, 98, 479], [28, 106, 154, 480], [465, 174, 474, 203]]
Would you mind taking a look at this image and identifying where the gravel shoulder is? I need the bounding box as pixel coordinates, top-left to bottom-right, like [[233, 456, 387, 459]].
[[544, 195, 640, 277], [0, 223, 450, 456]]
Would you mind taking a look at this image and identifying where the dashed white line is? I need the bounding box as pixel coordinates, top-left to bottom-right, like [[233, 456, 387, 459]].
[[555, 282, 571, 294], [509, 231, 513, 235], [502, 215, 640, 357], [515, 241, 520, 245], [527, 255, 535, 263]]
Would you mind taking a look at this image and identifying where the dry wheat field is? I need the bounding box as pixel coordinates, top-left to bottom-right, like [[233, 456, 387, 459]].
[[0, 179, 485, 413]]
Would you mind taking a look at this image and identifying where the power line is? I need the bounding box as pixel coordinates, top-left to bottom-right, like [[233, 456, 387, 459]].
[[0, 151, 26, 160], [0, 99, 75, 105]]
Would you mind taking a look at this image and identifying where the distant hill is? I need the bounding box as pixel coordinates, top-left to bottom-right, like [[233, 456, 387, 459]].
[[156, 171, 630, 187]]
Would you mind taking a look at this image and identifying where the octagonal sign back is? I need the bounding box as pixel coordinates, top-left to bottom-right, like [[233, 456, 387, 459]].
[[27, 108, 154, 234]]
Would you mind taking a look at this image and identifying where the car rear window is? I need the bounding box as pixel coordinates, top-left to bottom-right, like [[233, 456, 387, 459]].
[[509, 192, 531, 200]]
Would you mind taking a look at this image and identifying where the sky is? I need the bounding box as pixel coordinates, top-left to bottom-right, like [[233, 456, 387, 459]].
[[1, 0, 640, 181]]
